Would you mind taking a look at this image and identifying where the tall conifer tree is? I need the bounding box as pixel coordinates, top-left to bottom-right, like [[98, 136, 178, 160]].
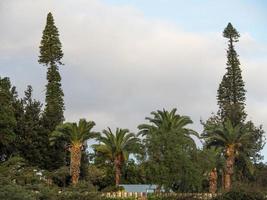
[[39, 12, 66, 169], [39, 12, 64, 131], [203, 23, 265, 188], [217, 23, 246, 126]]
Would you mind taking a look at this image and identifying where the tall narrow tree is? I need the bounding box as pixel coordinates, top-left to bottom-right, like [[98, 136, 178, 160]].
[[39, 12, 65, 169], [217, 23, 246, 126], [39, 12, 64, 131], [203, 23, 265, 190]]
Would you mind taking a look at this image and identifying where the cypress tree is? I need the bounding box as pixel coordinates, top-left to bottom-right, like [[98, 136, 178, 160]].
[[39, 12, 66, 169], [217, 23, 246, 126]]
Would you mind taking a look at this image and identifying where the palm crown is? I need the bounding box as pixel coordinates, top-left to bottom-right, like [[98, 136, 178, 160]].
[[51, 119, 96, 148], [203, 119, 253, 190], [204, 119, 252, 156], [138, 108, 198, 144], [50, 119, 96, 185], [93, 128, 140, 185]]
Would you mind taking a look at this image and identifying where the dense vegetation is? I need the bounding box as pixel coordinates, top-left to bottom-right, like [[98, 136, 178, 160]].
[[0, 13, 266, 199]]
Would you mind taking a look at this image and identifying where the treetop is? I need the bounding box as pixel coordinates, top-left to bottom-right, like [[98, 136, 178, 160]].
[[223, 22, 240, 41]]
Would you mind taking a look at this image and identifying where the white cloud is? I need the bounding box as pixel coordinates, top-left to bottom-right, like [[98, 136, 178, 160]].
[[1, 0, 267, 159]]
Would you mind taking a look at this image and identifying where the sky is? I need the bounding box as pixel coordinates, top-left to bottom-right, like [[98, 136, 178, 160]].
[[1, 0, 267, 160]]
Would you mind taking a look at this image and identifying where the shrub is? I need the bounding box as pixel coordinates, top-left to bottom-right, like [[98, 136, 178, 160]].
[[0, 183, 35, 200], [212, 189, 266, 200], [58, 191, 100, 200], [101, 185, 125, 192], [102, 198, 135, 200], [58, 181, 100, 200], [147, 194, 200, 200]]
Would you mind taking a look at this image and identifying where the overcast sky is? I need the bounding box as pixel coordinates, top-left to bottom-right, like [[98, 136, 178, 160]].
[[1, 0, 267, 161]]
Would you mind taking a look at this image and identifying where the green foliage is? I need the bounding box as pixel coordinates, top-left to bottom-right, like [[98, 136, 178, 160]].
[[102, 198, 135, 200], [243, 121, 265, 163], [0, 156, 49, 186], [39, 12, 63, 66], [0, 157, 100, 199], [203, 23, 265, 187], [0, 184, 36, 200], [147, 194, 204, 200], [203, 119, 253, 153], [87, 164, 109, 188], [38, 12, 66, 170], [93, 128, 141, 185], [13, 86, 48, 168], [138, 108, 202, 192], [50, 166, 70, 187], [121, 159, 147, 184], [51, 119, 96, 146], [94, 128, 141, 162], [80, 150, 90, 180], [50, 119, 96, 184], [88, 158, 115, 190], [0, 77, 17, 160], [217, 23, 246, 125], [58, 181, 100, 200], [212, 189, 266, 200], [101, 185, 125, 192], [42, 64, 65, 132], [254, 163, 267, 188]]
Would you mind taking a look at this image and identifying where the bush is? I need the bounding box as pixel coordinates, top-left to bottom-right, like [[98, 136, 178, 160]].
[[212, 189, 266, 200], [58, 181, 100, 200], [102, 198, 135, 200], [58, 191, 100, 200], [147, 194, 200, 200], [0, 183, 35, 200], [101, 185, 125, 192], [30, 184, 59, 200]]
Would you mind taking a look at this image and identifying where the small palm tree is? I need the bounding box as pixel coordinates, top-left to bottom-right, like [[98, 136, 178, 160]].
[[93, 128, 140, 186], [203, 119, 253, 191], [50, 119, 96, 185]]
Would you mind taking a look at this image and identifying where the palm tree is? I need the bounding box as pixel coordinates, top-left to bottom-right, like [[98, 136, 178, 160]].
[[203, 119, 253, 191], [138, 109, 199, 191], [93, 128, 140, 186], [50, 119, 96, 185], [138, 108, 198, 142]]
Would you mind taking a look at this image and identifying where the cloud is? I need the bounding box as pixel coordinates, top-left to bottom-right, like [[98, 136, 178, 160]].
[[1, 0, 267, 158]]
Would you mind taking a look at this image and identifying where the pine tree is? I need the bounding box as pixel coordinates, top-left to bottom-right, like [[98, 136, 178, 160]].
[[0, 77, 16, 161], [39, 12, 64, 131], [39, 12, 66, 169], [217, 23, 246, 126]]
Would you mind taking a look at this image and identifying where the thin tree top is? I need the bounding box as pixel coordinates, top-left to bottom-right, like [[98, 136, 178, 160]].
[[223, 22, 240, 42], [39, 12, 63, 66]]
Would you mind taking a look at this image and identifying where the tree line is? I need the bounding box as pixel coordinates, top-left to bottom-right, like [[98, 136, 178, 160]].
[[0, 12, 266, 194]]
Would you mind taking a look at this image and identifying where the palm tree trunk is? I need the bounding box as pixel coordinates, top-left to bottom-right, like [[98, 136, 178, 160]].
[[224, 154, 235, 191], [114, 156, 122, 186], [70, 144, 82, 185], [209, 168, 217, 194]]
